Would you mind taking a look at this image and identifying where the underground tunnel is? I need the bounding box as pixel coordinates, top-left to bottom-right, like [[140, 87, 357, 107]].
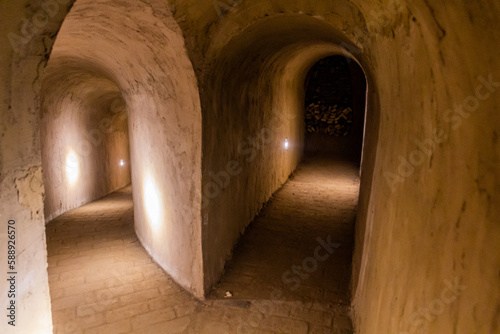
[[1, 0, 499, 333], [41, 63, 132, 222]]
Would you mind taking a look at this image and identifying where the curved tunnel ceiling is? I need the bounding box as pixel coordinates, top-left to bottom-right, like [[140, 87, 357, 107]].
[[208, 14, 365, 79], [203, 14, 371, 119], [42, 57, 125, 122]]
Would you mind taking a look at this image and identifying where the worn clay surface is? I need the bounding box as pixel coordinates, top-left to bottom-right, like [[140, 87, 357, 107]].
[[0, 0, 498, 333]]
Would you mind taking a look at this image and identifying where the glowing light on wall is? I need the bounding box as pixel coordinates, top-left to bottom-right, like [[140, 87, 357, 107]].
[[143, 175, 162, 230], [119, 159, 125, 166], [65, 151, 79, 185], [284, 138, 289, 149]]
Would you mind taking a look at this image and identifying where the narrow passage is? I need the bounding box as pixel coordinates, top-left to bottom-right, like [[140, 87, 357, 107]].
[[47, 157, 358, 333]]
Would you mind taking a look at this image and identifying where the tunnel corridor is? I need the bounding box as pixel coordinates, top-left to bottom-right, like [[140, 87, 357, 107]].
[[2, 1, 498, 333], [208, 157, 359, 325], [43, 6, 366, 331], [47, 156, 358, 333]]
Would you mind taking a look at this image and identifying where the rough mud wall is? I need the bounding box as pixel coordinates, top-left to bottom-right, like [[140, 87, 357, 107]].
[[350, 2, 500, 333], [0, 1, 74, 333], [46, 0, 204, 298], [199, 27, 305, 289], [41, 72, 131, 222], [172, 0, 499, 332]]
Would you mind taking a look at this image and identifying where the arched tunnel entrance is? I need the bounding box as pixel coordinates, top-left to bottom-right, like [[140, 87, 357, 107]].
[[41, 70, 132, 222], [196, 13, 376, 333], [204, 53, 369, 332], [198, 14, 378, 306], [41, 0, 205, 332]]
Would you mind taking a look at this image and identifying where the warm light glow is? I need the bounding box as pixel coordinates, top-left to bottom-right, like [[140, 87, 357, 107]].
[[144, 175, 162, 230], [284, 138, 289, 149], [65, 151, 79, 185], [119, 159, 125, 166]]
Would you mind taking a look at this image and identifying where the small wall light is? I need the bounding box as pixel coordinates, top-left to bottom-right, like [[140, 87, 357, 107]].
[[119, 159, 125, 166], [65, 151, 79, 185], [284, 138, 289, 150]]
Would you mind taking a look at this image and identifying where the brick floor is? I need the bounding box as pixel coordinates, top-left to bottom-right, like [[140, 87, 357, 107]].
[[46, 157, 358, 333]]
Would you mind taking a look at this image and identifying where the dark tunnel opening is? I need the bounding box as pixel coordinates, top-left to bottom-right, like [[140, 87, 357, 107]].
[[303, 56, 367, 165]]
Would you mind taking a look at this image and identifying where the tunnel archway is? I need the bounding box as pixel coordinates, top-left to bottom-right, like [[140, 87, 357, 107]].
[[40, 0, 204, 305], [199, 14, 381, 300], [41, 62, 131, 222]]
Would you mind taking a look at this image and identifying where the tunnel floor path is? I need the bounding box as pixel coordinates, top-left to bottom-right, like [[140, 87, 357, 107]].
[[47, 157, 359, 334]]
